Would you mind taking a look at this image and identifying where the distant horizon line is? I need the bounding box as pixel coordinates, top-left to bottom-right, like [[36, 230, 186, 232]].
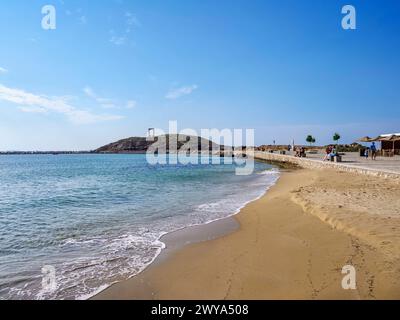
[[0, 143, 365, 154]]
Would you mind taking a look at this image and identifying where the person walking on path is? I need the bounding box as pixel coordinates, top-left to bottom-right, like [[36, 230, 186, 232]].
[[370, 142, 377, 160]]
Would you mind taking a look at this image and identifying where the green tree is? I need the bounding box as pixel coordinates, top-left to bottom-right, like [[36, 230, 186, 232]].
[[306, 135, 314, 146], [333, 132, 341, 150]]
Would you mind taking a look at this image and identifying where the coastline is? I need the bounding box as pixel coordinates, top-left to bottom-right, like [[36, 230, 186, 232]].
[[84, 217, 240, 300], [0, 154, 278, 300], [94, 167, 400, 300], [88, 166, 280, 300]]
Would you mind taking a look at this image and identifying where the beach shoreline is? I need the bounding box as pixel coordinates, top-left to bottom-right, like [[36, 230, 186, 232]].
[[89, 166, 282, 300], [93, 167, 400, 300]]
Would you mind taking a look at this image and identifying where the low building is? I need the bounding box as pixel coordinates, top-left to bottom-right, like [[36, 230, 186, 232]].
[[378, 133, 400, 153], [358, 133, 400, 156]]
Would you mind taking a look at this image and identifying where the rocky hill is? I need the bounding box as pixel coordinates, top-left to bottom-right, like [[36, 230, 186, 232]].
[[95, 135, 221, 154]]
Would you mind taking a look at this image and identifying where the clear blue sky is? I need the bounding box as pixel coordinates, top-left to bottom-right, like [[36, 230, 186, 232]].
[[1, 0, 399, 150]]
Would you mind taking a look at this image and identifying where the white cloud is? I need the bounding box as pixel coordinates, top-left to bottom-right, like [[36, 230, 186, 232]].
[[0, 67, 8, 74], [109, 12, 140, 46], [126, 100, 137, 109], [166, 85, 198, 100], [18, 106, 47, 113], [109, 36, 126, 46], [66, 8, 87, 25], [83, 86, 117, 109], [125, 12, 141, 27], [0, 84, 123, 124], [84, 86, 135, 110]]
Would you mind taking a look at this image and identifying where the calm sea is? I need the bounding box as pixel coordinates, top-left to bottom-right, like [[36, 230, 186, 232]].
[[0, 154, 278, 300]]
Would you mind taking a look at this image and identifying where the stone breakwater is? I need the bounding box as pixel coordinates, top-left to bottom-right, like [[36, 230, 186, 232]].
[[250, 151, 400, 183]]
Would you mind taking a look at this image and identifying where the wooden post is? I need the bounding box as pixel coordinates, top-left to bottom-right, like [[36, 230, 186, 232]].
[[393, 141, 395, 157]]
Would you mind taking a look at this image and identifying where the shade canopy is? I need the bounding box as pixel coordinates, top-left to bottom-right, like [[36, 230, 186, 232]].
[[357, 134, 400, 142], [358, 136, 375, 142], [379, 135, 400, 142]]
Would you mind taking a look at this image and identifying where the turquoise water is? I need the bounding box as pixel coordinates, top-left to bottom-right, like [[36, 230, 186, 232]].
[[0, 154, 278, 300]]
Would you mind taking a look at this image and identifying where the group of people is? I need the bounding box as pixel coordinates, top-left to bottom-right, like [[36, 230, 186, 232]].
[[364, 142, 378, 160], [288, 142, 379, 162], [294, 146, 306, 157], [323, 142, 378, 161], [323, 145, 338, 161]]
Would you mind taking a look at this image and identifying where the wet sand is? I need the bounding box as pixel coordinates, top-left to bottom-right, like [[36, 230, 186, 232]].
[[94, 168, 400, 300]]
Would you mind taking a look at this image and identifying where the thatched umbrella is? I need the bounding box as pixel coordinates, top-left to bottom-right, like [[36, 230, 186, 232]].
[[357, 136, 374, 142], [357, 136, 381, 156]]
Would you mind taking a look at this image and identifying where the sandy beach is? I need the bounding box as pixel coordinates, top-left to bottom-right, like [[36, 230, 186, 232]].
[[94, 168, 400, 300]]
